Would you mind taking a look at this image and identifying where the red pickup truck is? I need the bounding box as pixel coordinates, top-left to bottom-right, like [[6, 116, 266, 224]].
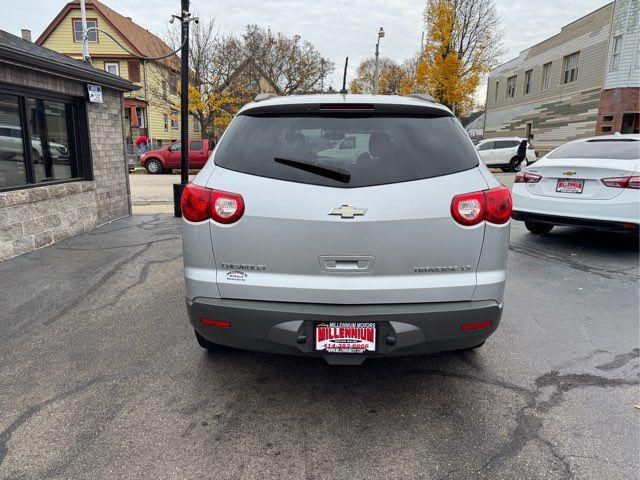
[[140, 138, 214, 174]]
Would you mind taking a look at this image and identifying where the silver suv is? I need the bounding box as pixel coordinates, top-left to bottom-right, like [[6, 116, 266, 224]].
[[181, 94, 511, 365]]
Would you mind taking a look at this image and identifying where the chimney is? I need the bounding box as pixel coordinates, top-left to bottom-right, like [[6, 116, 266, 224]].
[[21, 29, 32, 42]]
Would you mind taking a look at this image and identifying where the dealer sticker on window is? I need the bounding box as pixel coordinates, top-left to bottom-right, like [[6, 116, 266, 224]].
[[315, 322, 376, 353]]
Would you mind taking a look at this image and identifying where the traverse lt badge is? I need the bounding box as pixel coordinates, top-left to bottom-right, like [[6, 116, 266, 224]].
[[329, 205, 367, 219]]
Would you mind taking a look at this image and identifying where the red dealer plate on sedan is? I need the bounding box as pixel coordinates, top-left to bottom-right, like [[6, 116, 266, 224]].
[[315, 322, 376, 353], [556, 179, 584, 194]]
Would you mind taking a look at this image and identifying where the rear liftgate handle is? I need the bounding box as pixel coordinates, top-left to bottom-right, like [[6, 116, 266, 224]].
[[318, 256, 375, 273]]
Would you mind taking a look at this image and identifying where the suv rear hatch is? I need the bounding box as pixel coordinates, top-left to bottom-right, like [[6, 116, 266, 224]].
[[206, 102, 490, 304]]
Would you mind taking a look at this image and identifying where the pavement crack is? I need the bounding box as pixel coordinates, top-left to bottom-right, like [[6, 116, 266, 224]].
[[595, 347, 639, 371], [509, 242, 639, 280], [0, 375, 105, 468], [482, 353, 639, 478], [42, 245, 148, 326], [54, 236, 179, 251], [79, 253, 182, 315]]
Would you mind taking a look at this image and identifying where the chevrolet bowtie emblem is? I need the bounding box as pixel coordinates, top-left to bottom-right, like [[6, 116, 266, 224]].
[[563, 170, 577, 176], [329, 205, 367, 219]]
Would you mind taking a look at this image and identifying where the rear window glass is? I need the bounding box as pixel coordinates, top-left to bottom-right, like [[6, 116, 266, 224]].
[[214, 114, 479, 188], [547, 139, 640, 160]]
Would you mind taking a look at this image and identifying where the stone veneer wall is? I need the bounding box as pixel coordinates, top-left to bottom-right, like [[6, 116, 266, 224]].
[[0, 65, 130, 261]]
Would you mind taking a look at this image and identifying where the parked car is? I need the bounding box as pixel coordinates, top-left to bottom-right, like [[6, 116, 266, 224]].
[[475, 137, 537, 172], [317, 134, 370, 161], [511, 134, 639, 234], [180, 94, 512, 365], [0, 124, 68, 162], [140, 138, 213, 174]]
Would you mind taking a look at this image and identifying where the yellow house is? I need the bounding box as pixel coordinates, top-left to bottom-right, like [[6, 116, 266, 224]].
[[36, 0, 199, 146]]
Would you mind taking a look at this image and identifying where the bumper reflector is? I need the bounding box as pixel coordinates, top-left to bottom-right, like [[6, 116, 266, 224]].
[[461, 321, 492, 331], [200, 317, 231, 328]]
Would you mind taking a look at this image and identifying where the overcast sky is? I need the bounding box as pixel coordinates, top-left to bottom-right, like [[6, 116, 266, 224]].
[[1, 0, 611, 103]]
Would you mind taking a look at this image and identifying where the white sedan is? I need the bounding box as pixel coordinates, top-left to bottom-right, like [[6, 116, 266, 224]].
[[511, 134, 639, 234]]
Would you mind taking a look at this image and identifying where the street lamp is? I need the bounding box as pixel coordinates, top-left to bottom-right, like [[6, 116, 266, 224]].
[[373, 27, 385, 95]]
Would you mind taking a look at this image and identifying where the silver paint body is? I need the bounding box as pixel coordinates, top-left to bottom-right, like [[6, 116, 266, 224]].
[[183, 95, 509, 311]]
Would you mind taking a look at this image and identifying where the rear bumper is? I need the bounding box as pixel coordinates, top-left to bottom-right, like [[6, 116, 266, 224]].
[[187, 298, 503, 364], [511, 211, 639, 233]]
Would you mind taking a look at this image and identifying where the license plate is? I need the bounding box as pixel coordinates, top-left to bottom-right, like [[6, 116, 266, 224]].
[[556, 179, 584, 194], [315, 322, 376, 353]]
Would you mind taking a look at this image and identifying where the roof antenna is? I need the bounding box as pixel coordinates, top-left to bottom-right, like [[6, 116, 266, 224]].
[[340, 57, 348, 94]]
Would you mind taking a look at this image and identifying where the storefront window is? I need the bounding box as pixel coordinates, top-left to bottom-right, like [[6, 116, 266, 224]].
[[0, 87, 88, 191], [0, 93, 27, 189]]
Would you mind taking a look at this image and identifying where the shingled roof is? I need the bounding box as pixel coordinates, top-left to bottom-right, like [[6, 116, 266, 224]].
[[36, 0, 180, 70], [0, 29, 137, 91]]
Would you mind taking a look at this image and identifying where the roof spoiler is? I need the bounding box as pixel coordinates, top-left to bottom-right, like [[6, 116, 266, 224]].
[[406, 93, 436, 103], [254, 93, 278, 102]]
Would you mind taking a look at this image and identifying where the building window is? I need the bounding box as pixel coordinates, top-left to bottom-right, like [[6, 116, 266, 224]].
[[611, 36, 623, 71], [494, 81, 499, 102], [506, 76, 516, 98], [523, 70, 532, 94], [0, 89, 89, 191], [135, 107, 146, 128], [171, 116, 179, 130], [104, 62, 120, 76], [602, 115, 614, 122], [162, 80, 168, 100], [72, 19, 98, 43], [163, 114, 168, 132], [601, 126, 612, 132], [563, 52, 579, 84], [128, 61, 141, 82], [541, 63, 552, 90], [193, 116, 200, 132]]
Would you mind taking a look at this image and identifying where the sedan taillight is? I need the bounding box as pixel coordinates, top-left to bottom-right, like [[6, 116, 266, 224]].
[[515, 171, 542, 183], [601, 176, 640, 189], [451, 185, 512, 226], [181, 184, 245, 223]]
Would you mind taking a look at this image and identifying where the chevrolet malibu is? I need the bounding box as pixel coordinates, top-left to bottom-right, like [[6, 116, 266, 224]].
[[512, 134, 639, 235], [180, 94, 512, 365]]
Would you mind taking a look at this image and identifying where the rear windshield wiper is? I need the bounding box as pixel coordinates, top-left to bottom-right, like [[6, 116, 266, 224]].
[[274, 157, 351, 183]]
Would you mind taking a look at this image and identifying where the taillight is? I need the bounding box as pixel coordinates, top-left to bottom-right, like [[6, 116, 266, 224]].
[[451, 186, 512, 226], [181, 183, 211, 222], [210, 189, 245, 224], [181, 184, 244, 223], [515, 171, 542, 183], [527, 143, 535, 150], [451, 191, 484, 226], [484, 186, 512, 224], [601, 176, 640, 189]]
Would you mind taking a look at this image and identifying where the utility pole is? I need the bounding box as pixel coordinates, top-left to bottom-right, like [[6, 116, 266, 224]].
[[80, 0, 90, 62], [373, 27, 385, 95], [174, 0, 191, 216], [340, 57, 349, 94]]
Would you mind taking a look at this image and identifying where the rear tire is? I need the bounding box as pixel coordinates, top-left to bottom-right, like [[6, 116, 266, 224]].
[[195, 330, 219, 351], [509, 157, 525, 172], [458, 341, 485, 351], [145, 158, 162, 174], [525, 221, 554, 235]]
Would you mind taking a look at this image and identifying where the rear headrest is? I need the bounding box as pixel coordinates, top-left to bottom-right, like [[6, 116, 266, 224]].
[[369, 131, 392, 158]]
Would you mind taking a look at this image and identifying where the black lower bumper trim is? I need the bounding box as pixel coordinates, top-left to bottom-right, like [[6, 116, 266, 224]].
[[187, 298, 503, 363], [511, 211, 639, 233]]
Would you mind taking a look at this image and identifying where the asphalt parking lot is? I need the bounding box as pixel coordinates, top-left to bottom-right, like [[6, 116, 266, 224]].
[[0, 214, 638, 479]]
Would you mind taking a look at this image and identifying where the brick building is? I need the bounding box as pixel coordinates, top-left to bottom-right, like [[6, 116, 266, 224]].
[[484, 1, 639, 155], [0, 29, 136, 261]]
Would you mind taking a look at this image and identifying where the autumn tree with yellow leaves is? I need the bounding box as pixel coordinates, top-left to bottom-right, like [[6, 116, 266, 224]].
[[417, 0, 503, 116]]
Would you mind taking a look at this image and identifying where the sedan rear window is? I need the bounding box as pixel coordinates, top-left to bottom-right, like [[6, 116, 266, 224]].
[[547, 139, 640, 160], [214, 114, 478, 188]]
